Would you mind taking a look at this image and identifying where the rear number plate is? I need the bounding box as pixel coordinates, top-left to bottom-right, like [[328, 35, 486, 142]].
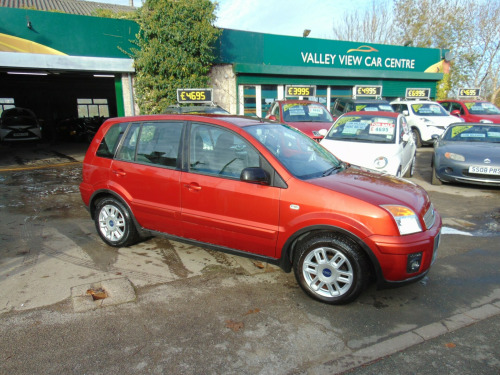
[[468, 166, 500, 175]]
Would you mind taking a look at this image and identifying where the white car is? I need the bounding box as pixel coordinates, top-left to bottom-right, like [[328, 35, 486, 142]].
[[320, 111, 416, 177], [391, 99, 463, 147]]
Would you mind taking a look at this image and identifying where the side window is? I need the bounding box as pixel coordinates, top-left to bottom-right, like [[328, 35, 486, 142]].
[[440, 102, 451, 111], [272, 104, 281, 121], [189, 123, 260, 178], [136, 122, 183, 167], [96, 122, 129, 158], [116, 123, 140, 161]]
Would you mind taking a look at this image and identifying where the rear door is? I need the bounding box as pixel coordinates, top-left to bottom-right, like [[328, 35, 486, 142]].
[[110, 120, 184, 235], [180, 122, 281, 257]]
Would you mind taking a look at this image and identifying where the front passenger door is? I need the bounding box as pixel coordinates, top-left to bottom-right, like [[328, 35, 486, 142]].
[[180, 122, 281, 257]]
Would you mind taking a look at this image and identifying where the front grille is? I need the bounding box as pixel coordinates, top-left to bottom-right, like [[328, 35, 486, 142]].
[[423, 203, 436, 230]]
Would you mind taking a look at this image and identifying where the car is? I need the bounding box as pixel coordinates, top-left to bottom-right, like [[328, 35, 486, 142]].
[[163, 104, 230, 114], [438, 99, 500, 124], [320, 111, 416, 178], [265, 100, 334, 141], [0, 107, 42, 142], [80, 114, 442, 305], [431, 123, 500, 186], [391, 99, 462, 147], [331, 98, 394, 118]]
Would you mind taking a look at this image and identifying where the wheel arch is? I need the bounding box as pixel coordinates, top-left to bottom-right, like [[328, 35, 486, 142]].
[[278, 225, 382, 282], [89, 189, 148, 237]]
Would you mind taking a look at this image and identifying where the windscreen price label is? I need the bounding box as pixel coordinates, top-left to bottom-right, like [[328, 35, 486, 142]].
[[285, 85, 316, 97], [177, 89, 213, 103], [405, 88, 431, 99], [354, 85, 382, 97], [458, 88, 481, 98]]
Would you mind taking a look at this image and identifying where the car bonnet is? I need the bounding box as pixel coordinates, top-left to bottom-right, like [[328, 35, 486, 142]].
[[308, 165, 430, 212]]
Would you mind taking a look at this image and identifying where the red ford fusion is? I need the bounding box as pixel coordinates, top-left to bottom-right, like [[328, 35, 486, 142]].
[[80, 114, 441, 304]]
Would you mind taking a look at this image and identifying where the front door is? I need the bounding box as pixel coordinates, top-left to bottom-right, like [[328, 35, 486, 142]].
[[180, 122, 281, 257]]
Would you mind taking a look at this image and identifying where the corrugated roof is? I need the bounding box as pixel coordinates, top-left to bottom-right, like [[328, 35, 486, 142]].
[[0, 0, 136, 16]]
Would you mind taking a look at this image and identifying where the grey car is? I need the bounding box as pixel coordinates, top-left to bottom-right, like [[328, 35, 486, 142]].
[[431, 123, 500, 186]]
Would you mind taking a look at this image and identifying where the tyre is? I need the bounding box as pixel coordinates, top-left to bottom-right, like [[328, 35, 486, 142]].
[[404, 154, 416, 178], [95, 197, 139, 247], [411, 128, 422, 148], [293, 233, 369, 304], [431, 165, 442, 185]]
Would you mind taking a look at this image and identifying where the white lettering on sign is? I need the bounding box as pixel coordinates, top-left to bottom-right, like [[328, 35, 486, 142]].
[[300, 51, 416, 70]]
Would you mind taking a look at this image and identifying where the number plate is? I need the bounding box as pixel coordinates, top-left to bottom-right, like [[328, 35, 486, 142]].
[[13, 132, 29, 137], [468, 165, 500, 175]]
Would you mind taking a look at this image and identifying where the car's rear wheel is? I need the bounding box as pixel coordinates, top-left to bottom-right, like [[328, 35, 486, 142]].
[[95, 197, 139, 247], [293, 233, 369, 304], [411, 128, 422, 148], [431, 165, 442, 185], [404, 154, 416, 178]]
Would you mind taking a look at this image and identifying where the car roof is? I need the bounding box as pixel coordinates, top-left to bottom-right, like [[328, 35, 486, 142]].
[[275, 99, 326, 105], [342, 111, 400, 118], [104, 114, 271, 129], [438, 99, 488, 103], [337, 98, 391, 103]]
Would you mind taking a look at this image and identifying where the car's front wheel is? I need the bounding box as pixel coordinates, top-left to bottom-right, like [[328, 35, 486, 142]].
[[431, 166, 442, 185], [95, 197, 139, 247], [293, 233, 369, 304], [411, 128, 422, 148]]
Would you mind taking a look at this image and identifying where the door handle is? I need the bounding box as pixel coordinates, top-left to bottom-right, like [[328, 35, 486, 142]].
[[113, 169, 126, 176], [184, 183, 202, 191]]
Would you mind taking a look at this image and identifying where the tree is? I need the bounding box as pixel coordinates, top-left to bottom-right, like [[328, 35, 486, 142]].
[[331, 0, 500, 103], [131, 0, 221, 114], [331, 0, 395, 44]]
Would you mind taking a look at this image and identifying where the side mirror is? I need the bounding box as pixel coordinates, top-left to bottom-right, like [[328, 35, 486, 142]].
[[402, 110, 409, 116], [318, 129, 328, 137], [240, 167, 270, 185], [450, 110, 461, 117], [268, 115, 277, 121]]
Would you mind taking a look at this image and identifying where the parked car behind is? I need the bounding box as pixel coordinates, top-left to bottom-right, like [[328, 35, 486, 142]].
[[431, 123, 500, 186], [438, 99, 500, 124], [0, 107, 42, 142], [320, 111, 416, 178], [265, 100, 334, 141], [391, 99, 462, 147], [331, 98, 394, 118], [80, 114, 441, 304]]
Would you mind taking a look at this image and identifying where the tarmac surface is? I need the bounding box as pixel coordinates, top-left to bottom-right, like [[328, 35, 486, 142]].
[[0, 140, 499, 374]]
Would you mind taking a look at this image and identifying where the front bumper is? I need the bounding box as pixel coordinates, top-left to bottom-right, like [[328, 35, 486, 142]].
[[365, 211, 442, 287]]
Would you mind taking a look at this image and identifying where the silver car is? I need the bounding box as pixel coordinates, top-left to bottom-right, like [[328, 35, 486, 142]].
[[432, 123, 500, 186], [0, 107, 42, 142]]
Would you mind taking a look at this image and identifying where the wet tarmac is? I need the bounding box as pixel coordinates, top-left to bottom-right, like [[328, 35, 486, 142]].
[[0, 141, 499, 374]]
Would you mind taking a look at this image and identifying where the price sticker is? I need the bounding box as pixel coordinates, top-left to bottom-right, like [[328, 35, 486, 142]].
[[285, 85, 316, 97], [458, 88, 481, 98], [177, 88, 213, 103], [354, 85, 382, 97], [405, 88, 431, 99]]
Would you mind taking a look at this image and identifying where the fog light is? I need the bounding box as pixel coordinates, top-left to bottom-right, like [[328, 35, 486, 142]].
[[407, 252, 422, 273]]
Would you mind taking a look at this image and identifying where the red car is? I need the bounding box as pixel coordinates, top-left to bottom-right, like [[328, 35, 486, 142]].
[[438, 99, 500, 123], [265, 100, 333, 141], [80, 114, 441, 304]]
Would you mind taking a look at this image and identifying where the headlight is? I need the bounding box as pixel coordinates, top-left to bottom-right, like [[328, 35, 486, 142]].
[[382, 205, 422, 235], [373, 156, 388, 169], [445, 152, 465, 161]]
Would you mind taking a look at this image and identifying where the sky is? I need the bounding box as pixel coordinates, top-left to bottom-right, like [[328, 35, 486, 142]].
[[91, 0, 376, 39]]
